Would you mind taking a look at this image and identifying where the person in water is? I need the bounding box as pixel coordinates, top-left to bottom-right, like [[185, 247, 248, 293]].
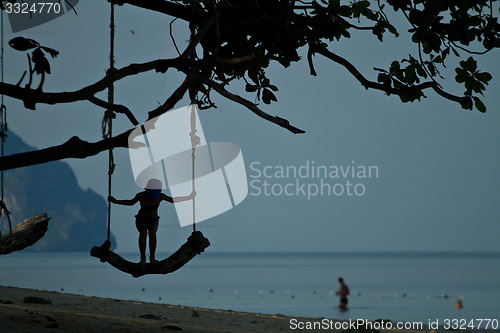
[[336, 277, 350, 309], [108, 179, 195, 267]]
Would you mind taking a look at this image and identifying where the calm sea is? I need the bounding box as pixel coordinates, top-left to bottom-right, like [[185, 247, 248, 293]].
[[1, 252, 499, 324]]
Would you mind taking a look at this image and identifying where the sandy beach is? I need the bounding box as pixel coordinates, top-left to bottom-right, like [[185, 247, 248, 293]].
[[1, 285, 498, 333], [0, 286, 317, 333]]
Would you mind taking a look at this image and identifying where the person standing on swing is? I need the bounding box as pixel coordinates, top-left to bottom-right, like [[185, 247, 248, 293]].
[[108, 178, 195, 268]]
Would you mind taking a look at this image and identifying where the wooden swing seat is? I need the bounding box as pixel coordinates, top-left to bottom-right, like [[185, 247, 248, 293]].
[[90, 230, 210, 278], [0, 213, 51, 255]]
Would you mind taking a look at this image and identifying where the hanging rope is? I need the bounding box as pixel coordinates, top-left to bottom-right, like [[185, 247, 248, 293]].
[[186, 16, 201, 233], [0, 8, 5, 202], [189, 104, 200, 232], [101, 2, 116, 248], [0, 7, 12, 239]]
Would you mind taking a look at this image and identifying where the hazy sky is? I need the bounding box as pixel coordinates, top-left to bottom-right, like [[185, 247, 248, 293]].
[[3, 1, 500, 253]]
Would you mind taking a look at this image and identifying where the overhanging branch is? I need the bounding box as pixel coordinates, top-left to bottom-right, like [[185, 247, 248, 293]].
[[0, 77, 194, 172], [201, 77, 305, 134], [0, 57, 190, 111], [312, 44, 471, 108], [112, 0, 193, 22], [0, 131, 131, 172]]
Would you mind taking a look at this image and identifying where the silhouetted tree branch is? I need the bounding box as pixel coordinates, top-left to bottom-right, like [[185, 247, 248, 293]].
[[0, 74, 193, 172], [310, 43, 472, 109], [112, 0, 193, 22], [0, 131, 130, 171], [201, 77, 305, 134], [0, 0, 498, 172], [0, 58, 190, 111]]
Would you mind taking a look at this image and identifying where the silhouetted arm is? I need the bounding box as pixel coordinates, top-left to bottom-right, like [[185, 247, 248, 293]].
[[162, 191, 196, 203], [109, 193, 140, 206]]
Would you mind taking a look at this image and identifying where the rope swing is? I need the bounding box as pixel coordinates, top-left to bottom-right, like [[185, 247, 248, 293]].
[[189, 103, 200, 233], [98, 0, 117, 257], [91, 5, 209, 277]]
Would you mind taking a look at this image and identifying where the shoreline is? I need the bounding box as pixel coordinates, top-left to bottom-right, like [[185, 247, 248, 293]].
[[0, 285, 318, 333], [0, 286, 498, 333]]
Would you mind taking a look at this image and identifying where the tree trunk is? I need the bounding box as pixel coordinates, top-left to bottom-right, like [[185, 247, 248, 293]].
[[90, 231, 210, 278], [0, 213, 51, 255]]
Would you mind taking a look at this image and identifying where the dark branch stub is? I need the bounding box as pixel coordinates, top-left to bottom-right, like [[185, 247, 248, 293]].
[[0, 213, 51, 255]]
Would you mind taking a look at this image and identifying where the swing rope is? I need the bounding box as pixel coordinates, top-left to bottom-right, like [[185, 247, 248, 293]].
[[0, 8, 12, 239], [102, 1, 116, 248], [0, 8, 5, 202], [189, 104, 200, 233]]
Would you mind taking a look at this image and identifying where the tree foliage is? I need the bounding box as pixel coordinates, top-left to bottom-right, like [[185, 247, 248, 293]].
[[0, 0, 499, 171]]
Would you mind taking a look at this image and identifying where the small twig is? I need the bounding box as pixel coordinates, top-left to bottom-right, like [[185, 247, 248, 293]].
[[307, 46, 317, 76], [331, 13, 375, 31], [169, 18, 181, 56], [181, 16, 215, 59], [448, 40, 491, 55], [36, 72, 45, 91], [88, 95, 139, 125], [26, 54, 33, 89], [417, 41, 440, 87], [377, 0, 389, 22], [64, 0, 78, 15], [15, 71, 27, 87], [210, 0, 221, 40]]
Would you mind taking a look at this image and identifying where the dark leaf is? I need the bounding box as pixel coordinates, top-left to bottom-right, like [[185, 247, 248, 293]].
[[262, 89, 277, 104], [245, 83, 258, 93], [455, 68, 467, 83], [337, 5, 352, 17], [377, 73, 390, 85], [357, 1, 370, 9], [32, 48, 51, 75], [461, 57, 477, 72], [416, 63, 427, 78], [387, 24, 399, 37], [268, 84, 279, 92], [8, 37, 39, 51], [41, 46, 59, 58], [473, 96, 486, 113], [476, 72, 492, 84], [461, 98, 473, 110], [373, 67, 388, 73]]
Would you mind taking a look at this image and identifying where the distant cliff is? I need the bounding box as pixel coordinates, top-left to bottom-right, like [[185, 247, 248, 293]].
[[1, 132, 116, 251]]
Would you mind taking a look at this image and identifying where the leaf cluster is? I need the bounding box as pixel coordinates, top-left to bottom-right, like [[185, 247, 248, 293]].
[[8, 37, 59, 90], [179, 0, 499, 112], [385, 0, 498, 111]]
